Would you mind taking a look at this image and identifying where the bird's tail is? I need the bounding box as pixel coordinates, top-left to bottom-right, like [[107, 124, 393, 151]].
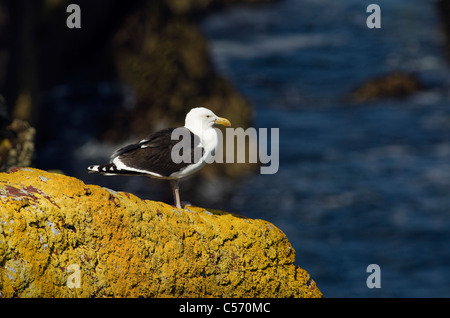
[[88, 163, 121, 175], [88, 163, 146, 176]]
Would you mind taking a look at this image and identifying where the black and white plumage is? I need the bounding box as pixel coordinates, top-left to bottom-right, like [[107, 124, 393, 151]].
[[88, 107, 231, 209]]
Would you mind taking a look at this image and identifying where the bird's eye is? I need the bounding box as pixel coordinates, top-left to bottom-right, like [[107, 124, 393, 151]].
[[206, 115, 210, 118]]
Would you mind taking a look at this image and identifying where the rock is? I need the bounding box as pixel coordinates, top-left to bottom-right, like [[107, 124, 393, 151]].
[[0, 168, 322, 298], [437, 0, 450, 60], [0, 96, 35, 172], [0, 119, 35, 172], [350, 72, 425, 103]]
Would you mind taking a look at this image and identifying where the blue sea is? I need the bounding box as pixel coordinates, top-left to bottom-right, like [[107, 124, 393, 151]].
[[199, 0, 450, 297]]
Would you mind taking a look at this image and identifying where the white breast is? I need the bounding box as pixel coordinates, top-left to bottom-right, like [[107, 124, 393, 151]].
[[169, 127, 218, 179]]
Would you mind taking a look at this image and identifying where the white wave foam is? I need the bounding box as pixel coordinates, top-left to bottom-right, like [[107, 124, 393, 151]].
[[210, 33, 340, 60]]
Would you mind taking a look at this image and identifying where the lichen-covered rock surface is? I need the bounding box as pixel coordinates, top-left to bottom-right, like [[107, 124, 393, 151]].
[[0, 168, 322, 298]]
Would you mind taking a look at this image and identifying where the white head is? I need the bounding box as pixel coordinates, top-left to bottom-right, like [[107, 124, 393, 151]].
[[184, 107, 231, 133]]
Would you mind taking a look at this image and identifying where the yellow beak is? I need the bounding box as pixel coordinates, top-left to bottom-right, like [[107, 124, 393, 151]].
[[214, 117, 231, 127]]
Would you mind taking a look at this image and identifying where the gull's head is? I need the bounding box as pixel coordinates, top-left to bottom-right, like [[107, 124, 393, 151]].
[[185, 107, 231, 131]]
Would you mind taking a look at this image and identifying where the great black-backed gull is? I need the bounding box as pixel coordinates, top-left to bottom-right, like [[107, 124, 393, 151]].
[[87, 107, 231, 209]]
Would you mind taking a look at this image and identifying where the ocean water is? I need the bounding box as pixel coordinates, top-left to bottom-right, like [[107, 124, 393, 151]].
[[199, 0, 450, 297]]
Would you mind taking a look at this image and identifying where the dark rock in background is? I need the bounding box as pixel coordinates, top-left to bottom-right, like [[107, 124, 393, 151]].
[[0, 95, 35, 172], [349, 72, 425, 103], [437, 0, 450, 60]]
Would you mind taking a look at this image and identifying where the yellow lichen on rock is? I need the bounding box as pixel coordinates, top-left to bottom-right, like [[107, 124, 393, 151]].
[[0, 168, 322, 298]]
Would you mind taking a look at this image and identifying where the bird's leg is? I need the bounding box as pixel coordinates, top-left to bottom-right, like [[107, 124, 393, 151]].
[[170, 179, 182, 209]]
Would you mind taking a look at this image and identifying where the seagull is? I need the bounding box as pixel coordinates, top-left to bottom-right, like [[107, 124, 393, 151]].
[[88, 107, 231, 209]]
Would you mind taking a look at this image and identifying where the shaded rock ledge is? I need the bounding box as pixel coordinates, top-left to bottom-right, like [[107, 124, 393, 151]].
[[0, 168, 322, 298]]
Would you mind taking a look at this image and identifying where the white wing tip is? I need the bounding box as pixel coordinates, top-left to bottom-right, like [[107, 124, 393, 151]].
[[87, 165, 100, 173]]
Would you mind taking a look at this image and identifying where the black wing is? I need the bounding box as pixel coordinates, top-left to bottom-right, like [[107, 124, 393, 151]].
[[111, 127, 204, 177]]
